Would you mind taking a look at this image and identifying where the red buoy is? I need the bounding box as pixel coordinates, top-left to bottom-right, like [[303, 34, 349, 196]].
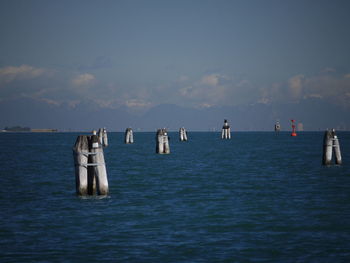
[[291, 119, 297, 136]]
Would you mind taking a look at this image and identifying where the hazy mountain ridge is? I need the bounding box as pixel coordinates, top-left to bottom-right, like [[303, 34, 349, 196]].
[[1, 98, 349, 131]]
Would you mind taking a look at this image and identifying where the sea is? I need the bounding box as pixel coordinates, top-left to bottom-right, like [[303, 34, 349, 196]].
[[0, 131, 350, 262]]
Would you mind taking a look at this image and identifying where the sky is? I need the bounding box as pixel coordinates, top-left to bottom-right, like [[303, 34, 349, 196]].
[[1, 0, 350, 130]]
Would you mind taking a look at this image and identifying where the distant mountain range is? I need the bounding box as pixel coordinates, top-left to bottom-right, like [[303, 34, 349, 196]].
[[1, 97, 349, 131]]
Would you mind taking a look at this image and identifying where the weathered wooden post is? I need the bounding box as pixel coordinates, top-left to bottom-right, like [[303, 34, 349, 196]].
[[330, 129, 342, 165], [125, 128, 134, 144], [322, 129, 342, 165], [102, 128, 108, 147], [90, 131, 109, 195], [73, 130, 109, 196], [323, 130, 333, 165], [333, 131, 342, 165], [73, 135, 89, 195], [179, 127, 188, 141], [221, 119, 231, 139], [98, 128, 108, 147], [156, 128, 170, 154], [98, 128, 103, 145]]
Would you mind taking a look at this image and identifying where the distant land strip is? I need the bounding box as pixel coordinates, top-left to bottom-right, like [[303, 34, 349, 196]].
[[2, 126, 57, 132]]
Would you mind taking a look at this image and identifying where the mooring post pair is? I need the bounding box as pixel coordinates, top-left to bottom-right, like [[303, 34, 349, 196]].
[[156, 128, 170, 154], [125, 128, 134, 144], [222, 119, 231, 139], [322, 129, 342, 165], [73, 129, 109, 196], [179, 127, 188, 142]]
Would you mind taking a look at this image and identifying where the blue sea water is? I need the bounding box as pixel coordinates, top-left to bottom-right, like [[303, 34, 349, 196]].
[[0, 131, 350, 262]]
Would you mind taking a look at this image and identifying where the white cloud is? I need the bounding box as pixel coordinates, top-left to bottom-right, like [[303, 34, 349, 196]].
[[125, 99, 151, 108], [67, 100, 81, 108], [288, 74, 304, 99], [321, 67, 336, 73], [177, 73, 256, 107], [201, 74, 220, 86], [39, 98, 61, 106], [200, 73, 230, 87], [0, 64, 48, 83], [198, 103, 214, 108], [304, 94, 322, 99], [0, 64, 57, 103], [179, 86, 194, 97], [259, 70, 350, 108], [258, 97, 270, 104], [3, 63, 348, 113], [71, 73, 95, 86], [92, 99, 119, 109], [178, 75, 189, 82]]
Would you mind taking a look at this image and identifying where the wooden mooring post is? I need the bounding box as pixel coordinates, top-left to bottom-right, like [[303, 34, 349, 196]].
[[125, 128, 134, 144], [98, 127, 108, 147], [179, 127, 188, 141], [322, 129, 342, 165], [73, 135, 89, 195], [73, 130, 109, 196], [156, 128, 170, 154], [221, 119, 231, 139]]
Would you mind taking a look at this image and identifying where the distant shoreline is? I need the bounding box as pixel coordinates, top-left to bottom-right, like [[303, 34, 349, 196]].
[[1, 129, 58, 133], [2, 130, 350, 133]]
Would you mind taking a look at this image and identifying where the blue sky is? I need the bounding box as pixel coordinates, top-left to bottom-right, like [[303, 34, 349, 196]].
[[1, 0, 350, 129]]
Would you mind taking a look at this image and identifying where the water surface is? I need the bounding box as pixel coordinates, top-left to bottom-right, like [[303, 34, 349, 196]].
[[0, 132, 349, 262]]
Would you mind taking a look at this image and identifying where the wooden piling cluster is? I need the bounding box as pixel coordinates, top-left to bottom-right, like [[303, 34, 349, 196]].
[[179, 127, 188, 141], [71, 121, 347, 196], [125, 128, 134, 144], [322, 129, 342, 165], [221, 119, 231, 139], [73, 130, 109, 196], [156, 128, 170, 154]]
